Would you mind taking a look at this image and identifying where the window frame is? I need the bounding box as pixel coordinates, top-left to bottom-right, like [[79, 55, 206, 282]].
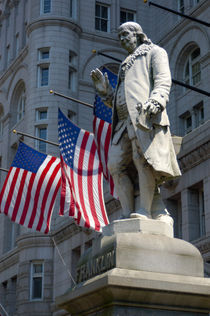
[[35, 125, 48, 153], [95, 3, 110, 32], [120, 8, 136, 24], [194, 101, 204, 128], [40, 0, 51, 14], [184, 47, 201, 87], [38, 48, 50, 61], [178, 0, 185, 14], [17, 90, 25, 123], [30, 262, 44, 301], [36, 108, 48, 121], [69, 0, 77, 18], [37, 64, 49, 87], [0, 110, 3, 137]]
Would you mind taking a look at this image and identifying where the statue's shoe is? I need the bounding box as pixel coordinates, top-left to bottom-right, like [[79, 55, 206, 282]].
[[130, 213, 149, 220]]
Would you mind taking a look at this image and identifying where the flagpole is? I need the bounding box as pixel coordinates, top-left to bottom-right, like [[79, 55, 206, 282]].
[[0, 167, 9, 173], [50, 90, 94, 109], [13, 129, 59, 147]]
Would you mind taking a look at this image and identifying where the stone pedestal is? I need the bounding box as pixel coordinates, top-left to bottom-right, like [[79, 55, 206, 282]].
[[56, 219, 210, 315]]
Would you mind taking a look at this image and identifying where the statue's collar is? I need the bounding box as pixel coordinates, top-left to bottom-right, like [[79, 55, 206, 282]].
[[121, 40, 153, 73]]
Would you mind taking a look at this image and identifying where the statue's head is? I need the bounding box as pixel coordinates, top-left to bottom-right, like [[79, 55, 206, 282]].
[[118, 22, 149, 52]]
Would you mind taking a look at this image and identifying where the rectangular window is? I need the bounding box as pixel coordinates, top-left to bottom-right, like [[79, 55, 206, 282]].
[[15, 33, 19, 56], [36, 127, 47, 153], [95, 3, 110, 32], [68, 67, 76, 91], [70, 0, 77, 18], [120, 9, 136, 24], [41, 0, 51, 14], [6, 45, 10, 67], [39, 67, 49, 86], [178, 0, 185, 14], [68, 109, 76, 123], [69, 50, 76, 65], [194, 102, 204, 128], [71, 247, 81, 282], [30, 262, 44, 300], [180, 111, 192, 135], [0, 115, 3, 136], [39, 50, 50, 60], [36, 109, 48, 121], [199, 189, 205, 237], [40, 0, 51, 14]]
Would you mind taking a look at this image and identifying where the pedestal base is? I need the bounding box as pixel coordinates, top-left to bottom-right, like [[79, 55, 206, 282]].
[[56, 268, 210, 315], [56, 218, 210, 315]]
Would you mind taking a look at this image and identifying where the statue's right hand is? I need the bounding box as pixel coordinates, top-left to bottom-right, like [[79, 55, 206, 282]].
[[90, 68, 109, 96]]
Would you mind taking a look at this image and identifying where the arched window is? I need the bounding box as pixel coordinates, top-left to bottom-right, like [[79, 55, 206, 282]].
[[10, 81, 26, 128], [184, 47, 201, 86], [17, 89, 25, 122]]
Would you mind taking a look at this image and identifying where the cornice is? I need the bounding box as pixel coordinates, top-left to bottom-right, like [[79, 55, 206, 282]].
[[16, 233, 53, 250], [27, 17, 82, 36], [0, 247, 19, 274], [53, 221, 82, 244], [178, 139, 210, 172]]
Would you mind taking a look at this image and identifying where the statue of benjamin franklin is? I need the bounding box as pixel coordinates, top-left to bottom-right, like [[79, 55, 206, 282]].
[[91, 22, 181, 226]]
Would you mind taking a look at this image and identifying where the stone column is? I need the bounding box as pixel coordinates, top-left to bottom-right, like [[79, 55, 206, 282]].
[[204, 176, 210, 236], [6, 278, 17, 315], [181, 188, 200, 241], [0, 283, 6, 312]]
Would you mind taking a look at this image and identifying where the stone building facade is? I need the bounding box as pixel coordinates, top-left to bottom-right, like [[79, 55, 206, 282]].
[[0, 0, 209, 315]]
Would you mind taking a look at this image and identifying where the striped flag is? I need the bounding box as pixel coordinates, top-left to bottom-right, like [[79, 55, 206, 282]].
[[93, 67, 118, 198], [0, 142, 61, 234], [58, 109, 109, 232]]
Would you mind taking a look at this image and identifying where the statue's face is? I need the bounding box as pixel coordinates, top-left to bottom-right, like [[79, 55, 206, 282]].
[[118, 27, 138, 53]]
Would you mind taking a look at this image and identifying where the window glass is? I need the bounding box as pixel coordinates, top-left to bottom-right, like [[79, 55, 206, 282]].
[[31, 262, 44, 300], [95, 3, 109, 32], [36, 127, 47, 152], [120, 9, 135, 24], [184, 47, 201, 87], [178, 0, 185, 14], [42, 0, 51, 14], [41, 68, 49, 86], [17, 90, 25, 122], [41, 51, 49, 59]]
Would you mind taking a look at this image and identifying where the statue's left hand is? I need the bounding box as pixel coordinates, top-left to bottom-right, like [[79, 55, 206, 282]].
[[143, 100, 162, 116]]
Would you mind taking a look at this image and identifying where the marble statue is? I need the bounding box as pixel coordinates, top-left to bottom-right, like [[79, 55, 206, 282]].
[[91, 22, 181, 225]]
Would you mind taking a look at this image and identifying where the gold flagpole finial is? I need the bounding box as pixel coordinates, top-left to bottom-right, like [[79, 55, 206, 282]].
[[50, 89, 54, 94], [13, 129, 17, 134], [92, 49, 97, 54], [144, 0, 148, 3]]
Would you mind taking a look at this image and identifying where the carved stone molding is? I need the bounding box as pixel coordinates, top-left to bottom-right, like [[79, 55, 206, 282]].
[[27, 17, 82, 36], [53, 222, 82, 244], [178, 140, 210, 172], [0, 247, 19, 273]]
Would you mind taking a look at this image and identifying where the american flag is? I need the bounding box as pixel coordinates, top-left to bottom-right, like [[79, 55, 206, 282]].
[[93, 67, 118, 198], [58, 109, 109, 232], [0, 142, 61, 234]]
